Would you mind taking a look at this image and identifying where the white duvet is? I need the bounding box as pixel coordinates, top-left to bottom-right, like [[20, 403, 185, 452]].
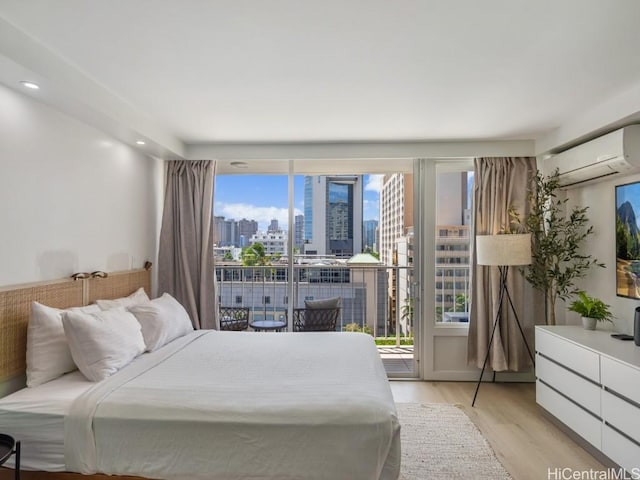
[[65, 330, 400, 480]]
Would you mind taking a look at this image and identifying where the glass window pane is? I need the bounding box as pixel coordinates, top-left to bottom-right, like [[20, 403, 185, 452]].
[[435, 169, 473, 324]]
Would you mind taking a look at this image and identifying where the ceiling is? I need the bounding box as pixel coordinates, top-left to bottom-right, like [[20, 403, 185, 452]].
[[1, 0, 640, 157]]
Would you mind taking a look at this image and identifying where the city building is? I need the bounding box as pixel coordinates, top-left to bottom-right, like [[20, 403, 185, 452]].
[[250, 231, 287, 256], [267, 219, 279, 232], [294, 214, 304, 251], [394, 229, 414, 335], [237, 219, 258, 247], [379, 174, 413, 267], [434, 171, 473, 322], [363, 219, 378, 252], [214, 215, 238, 247], [214, 217, 258, 248], [304, 175, 363, 258], [216, 253, 388, 335], [379, 174, 414, 333], [435, 225, 470, 322]]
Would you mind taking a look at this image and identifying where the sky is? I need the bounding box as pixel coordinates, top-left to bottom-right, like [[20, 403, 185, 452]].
[[214, 174, 383, 231]]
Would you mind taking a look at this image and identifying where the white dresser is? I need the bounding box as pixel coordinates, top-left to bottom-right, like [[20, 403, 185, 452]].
[[536, 325, 640, 472]]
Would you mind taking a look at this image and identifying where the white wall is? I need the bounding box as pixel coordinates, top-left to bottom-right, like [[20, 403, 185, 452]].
[[0, 83, 163, 287], [562, 173, 640, 335]]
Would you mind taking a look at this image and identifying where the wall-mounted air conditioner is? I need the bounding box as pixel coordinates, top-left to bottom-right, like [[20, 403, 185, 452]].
[[543, 125, 640, 188]]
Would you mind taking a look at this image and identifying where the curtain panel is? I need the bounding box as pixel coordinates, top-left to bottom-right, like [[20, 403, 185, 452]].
[[468, 157, 541, 372], [158, 160, 217, 329]]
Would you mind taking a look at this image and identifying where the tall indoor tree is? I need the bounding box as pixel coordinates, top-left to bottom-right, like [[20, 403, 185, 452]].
[[513, 169, 604, 325]]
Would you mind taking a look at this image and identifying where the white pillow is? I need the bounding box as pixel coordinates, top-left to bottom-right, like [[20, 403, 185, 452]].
[[96, 287, 150, 310], [127, 293, 194, 352], [26, 302, 101, 387], [62, 307, 146, 382]]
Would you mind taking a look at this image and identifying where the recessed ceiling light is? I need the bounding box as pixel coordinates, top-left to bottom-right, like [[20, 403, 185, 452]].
[[20, 81, 39, 90], [230, 161, 249, 169], [136, 140, 146, 145]]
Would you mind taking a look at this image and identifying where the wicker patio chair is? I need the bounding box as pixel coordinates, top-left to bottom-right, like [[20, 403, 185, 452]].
[[289, 297, 341, 332], [219, 306, 250, 331]]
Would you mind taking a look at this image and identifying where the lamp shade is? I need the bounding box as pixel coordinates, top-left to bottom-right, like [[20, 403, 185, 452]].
[[476, 233, 531, 266]]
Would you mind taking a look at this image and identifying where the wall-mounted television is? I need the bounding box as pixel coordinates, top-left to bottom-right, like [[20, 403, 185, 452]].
[[616, 180, 640, 299]]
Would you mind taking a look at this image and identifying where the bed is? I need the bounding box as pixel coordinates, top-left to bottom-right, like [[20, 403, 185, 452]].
[[0, 269, 400, 480]]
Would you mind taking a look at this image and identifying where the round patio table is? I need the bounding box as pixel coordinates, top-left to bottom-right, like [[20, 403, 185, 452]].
[[250, 319, 287, 332]]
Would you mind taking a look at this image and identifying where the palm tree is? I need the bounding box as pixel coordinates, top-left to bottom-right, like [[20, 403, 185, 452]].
[[241, 242, 270, 266], [240, 243, 282, 281]]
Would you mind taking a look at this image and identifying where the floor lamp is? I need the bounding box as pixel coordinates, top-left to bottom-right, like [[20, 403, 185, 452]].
[[472, 233, 536, 407]]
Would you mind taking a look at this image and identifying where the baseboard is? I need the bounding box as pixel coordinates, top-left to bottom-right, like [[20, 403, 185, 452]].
[[494, 369, 536, 382]]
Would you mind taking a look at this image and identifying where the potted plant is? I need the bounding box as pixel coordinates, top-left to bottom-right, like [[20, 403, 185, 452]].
[[567, 291, 613, 330]]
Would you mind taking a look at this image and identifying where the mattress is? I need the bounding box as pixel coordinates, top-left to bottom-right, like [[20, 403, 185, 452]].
[[0, 370, 92, 471], [2, 330, 400, 479]]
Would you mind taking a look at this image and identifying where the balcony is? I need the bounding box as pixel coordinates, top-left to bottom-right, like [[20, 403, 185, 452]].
[[216, 263, 416, 375], [216, 262, 470, 374]]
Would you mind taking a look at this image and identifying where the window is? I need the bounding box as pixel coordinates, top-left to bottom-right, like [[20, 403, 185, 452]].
[[434, 168, 473, 324], [235, 295, 242, 304], [263, 296, 271, 305]]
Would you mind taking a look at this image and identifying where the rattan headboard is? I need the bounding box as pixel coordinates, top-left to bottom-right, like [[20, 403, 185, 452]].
[[0, 268, 151, 383]]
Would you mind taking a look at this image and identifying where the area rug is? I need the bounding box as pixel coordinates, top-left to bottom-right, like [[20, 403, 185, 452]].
[[397, 403, 512, 480]]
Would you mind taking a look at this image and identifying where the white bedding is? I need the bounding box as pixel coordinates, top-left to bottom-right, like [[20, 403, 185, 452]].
[[0, 370, 92, 470], [68, 330, 400, 480]]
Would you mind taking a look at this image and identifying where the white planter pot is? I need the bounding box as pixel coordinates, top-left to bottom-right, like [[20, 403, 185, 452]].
[[582, 316, 597, 330]]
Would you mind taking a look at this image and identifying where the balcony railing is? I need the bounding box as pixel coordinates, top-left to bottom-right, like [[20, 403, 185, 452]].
[[215, 264, 415, 339], [216, 262, 471, 336]]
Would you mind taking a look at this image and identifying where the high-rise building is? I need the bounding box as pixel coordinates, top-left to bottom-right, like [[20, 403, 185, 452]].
[[294, 214, 304, 251], [435, 171, 472, 322], [363, 219, 378, 251], [267, 219, 279, 232], [379, 174, 414, 335], [237, 218, 258, 245], [379, 174, 413, 266], [304, 175, 363, 257], [304, 176, 313, 242], [215, 217, 258, 248], [213, 216, 238, 247]]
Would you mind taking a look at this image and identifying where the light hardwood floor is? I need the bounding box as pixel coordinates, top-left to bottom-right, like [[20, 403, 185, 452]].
[[390, 381, 607, 480]]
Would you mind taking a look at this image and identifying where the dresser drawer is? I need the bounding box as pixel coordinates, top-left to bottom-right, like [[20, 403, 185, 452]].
[[602, 390, 640, 443], [536, 354, 600, 415], [601, 356, 640, 405], [536, 329, 600, 382], [602, 424, 640, 474], [537, 380, 601, 449]]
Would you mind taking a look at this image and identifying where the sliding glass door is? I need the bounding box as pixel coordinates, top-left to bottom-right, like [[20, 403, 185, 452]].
[[214, 158, 419, 377], [417, 158, 478, 380]]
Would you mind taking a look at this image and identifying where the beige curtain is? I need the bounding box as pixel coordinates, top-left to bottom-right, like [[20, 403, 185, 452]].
[[468, 157, 540, 371], [158, 160, 217, 329]]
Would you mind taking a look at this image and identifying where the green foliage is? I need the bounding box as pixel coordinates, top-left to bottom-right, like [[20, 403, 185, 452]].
[[363, 246, 380, 259], [454, 293, 468, 312], [511, 169, 604, 324], [400, 297, 414, 325], [343, 322, 373, 335], [223, 251, 234, 261], [374, 337, 414, 345], [568, 291, 613, 322], [240, 242, 280, 266]]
